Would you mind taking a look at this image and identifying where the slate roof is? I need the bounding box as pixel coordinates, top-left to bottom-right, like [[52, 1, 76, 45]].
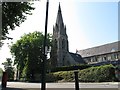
[[77, 41, 120, 58], [70, 52, 86, 64]]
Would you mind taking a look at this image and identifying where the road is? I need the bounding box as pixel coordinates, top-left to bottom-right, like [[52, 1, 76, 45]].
[[0, 82, 119, 90]]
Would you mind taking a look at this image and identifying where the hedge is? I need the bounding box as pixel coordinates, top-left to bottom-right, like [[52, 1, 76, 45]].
[[53, 71, 74, 82], [51, 64, 91, 72], [78, 64, 116, 82], [51, 64, 117, 82], [25, 64, 117, 82]]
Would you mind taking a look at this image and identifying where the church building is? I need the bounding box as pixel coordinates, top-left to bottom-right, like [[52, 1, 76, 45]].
[[50, 4, 85, 67]]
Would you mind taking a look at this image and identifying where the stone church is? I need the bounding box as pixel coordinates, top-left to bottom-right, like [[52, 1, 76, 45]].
[[50, 4, 85, 67]]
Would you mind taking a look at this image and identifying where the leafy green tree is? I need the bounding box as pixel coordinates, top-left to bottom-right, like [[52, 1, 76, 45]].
[[2, 58, 14, 81], [2, 2, 34, 40], [10, 31, 52, 81], [0, 2, 34, 49]]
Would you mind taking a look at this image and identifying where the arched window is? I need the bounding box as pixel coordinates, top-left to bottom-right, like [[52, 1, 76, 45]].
[[54, 39, 57, 48], [62, 39, 65, 49]]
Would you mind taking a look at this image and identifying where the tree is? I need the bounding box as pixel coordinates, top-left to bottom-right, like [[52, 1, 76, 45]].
[[10, 31, 52, 81], [2, 58, 14, 81], [0, 2, 34, 49], [2, 2, 34, 40]]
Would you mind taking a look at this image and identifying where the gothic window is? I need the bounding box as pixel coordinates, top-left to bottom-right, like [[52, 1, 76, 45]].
[[62, 56, 65, 66], [66, 40, 68, 51], [54, 39, 57, 49], [62, 39, 65, 49], [56, 23, 58, 28]]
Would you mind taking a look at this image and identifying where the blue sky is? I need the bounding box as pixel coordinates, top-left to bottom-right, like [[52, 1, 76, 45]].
[[74, 2, 118, 49], [0, 0, 119, 68]]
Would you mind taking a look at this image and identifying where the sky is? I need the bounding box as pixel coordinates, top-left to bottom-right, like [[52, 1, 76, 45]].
[[0, 0, 119, 69]]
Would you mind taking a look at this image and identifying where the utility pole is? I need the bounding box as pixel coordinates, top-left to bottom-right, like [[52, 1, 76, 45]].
[[41, 0, 49, 90]]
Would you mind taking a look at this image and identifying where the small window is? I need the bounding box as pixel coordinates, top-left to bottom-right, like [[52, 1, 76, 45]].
[[103, 56, 106, 61], [107, 55, 111, 60], [114, 53, 119, 60], [62, 39, 65, 49], [54, 39, 57, 48]]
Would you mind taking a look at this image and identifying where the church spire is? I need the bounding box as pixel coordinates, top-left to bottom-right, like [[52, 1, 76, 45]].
[[56, 3, 64, 26], [58, 3, 61, 12]]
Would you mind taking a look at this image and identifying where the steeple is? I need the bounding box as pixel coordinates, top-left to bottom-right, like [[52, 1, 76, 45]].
[[58, 3, 61, 12], [51, 2, 85, 67], [56, 3, 64, 26]]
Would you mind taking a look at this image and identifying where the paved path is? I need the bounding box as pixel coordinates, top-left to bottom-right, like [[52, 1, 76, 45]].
[[0, 82, 120, 90]]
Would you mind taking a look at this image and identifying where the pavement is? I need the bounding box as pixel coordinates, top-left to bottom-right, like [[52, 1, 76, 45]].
[[0, 82, 119, 90]]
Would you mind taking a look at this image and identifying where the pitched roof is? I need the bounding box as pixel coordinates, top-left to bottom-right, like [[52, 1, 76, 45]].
[[70, 52, 86, 64], [77, 41, 120, 57]]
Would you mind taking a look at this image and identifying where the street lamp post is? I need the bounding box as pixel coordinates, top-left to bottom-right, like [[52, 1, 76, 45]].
[[74, 70, 79, 90], [41, 0, 49, 90]]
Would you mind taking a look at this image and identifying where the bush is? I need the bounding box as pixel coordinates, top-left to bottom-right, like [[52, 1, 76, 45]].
[[53, 71, 74, 82], [24, 64, 117, 82], [46, 73, 58, 82], [50, 64, 116, 82], [78, 64, 116, 82], [23, 73, 58, 83]]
